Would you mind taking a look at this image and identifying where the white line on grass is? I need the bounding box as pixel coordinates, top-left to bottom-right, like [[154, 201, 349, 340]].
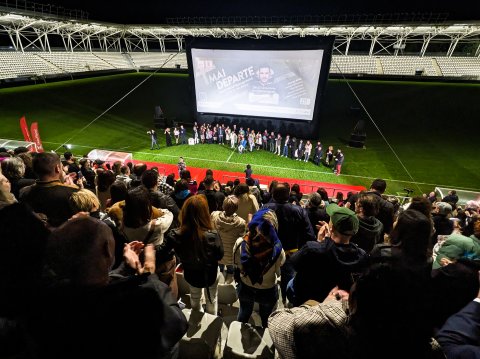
[[226, 149, 236, 163], [135, 151, 480, 191], [41, 141, 480, 192]]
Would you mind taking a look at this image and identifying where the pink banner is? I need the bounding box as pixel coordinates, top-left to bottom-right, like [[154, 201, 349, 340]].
[[30, 122, 44, 153], [19, 116, 32, 142]]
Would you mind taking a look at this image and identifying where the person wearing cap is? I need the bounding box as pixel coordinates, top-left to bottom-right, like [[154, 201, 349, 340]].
[[286, 203, 367, 306]]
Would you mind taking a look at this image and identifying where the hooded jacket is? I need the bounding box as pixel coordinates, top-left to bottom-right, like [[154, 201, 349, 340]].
[[211, 211, 247, 265], [290, 238, 367, 306], [350, 215, 384, 253], [433, 233, 480, 269]]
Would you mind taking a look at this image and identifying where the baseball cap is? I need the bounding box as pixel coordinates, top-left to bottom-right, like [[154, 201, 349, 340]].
[[326, 204, 359, 235]]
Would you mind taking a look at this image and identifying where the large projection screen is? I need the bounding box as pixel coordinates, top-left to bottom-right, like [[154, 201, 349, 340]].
[[192, 49, 324, 121], [186, 37, 334, 139]]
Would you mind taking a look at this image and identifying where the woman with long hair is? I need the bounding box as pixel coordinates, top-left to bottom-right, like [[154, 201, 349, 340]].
[[234, 208, 285, 327], [371, 209, 432, 274], [157, 195, 224, 314]]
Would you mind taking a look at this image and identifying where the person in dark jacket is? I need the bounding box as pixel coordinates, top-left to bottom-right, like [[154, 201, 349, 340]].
[[442, 190, 459, 207], [350, 192, 384, 253], [197, 175, 225, 213], [306, 192, 329, 236], [365, 179, 394, 236], [141, 169, 180, 228], [371, 209, 432, 276], [262, 183, 315, 304], [287, 204, 366, 306], [157, 195, 224, 314], [19, 152, 78, 227], [31, 216, 187, 359], [432, 201, 454, 242]]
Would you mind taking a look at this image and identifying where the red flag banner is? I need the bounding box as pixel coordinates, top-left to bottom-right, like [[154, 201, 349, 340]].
[[19, 116, 32, 142], [30, 122, 44, 153]]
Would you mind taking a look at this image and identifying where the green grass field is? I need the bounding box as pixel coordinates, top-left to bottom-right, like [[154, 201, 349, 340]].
[[1, 72, 479, 196]]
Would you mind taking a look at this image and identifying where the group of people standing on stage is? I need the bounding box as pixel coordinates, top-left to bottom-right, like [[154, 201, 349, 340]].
[[147, 126, 189, 150], [149, 122, 345, 175], [191, 122, 345, 174]]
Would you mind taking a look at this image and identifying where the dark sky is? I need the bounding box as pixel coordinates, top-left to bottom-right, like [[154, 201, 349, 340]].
[[37, 0, 480, 23]]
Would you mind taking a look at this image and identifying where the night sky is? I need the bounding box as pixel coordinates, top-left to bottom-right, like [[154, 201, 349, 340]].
[[31, 0, 480, 24]]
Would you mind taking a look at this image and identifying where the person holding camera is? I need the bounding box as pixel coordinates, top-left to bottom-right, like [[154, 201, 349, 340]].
[[147, 129, 160, 150]]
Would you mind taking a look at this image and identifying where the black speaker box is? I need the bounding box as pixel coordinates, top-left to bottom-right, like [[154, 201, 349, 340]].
[[349, 133, 366, 148]]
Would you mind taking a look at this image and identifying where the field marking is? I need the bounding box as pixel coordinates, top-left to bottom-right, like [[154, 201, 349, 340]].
[[41, 141, 480, 192], [226, 149, 236, 163], [134, 151, 480, 191]]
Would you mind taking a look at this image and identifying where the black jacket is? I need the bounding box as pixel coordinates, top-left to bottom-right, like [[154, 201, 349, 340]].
[[291, 238, 367, 305], [29, 274, 187, 359], [158, 229, 224, 288], [366, 191, 394, 235], [262, 200, 315, 250]]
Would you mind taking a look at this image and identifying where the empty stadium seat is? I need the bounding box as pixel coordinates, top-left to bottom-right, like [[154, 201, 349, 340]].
[[224, 321, 275, 359], [180, 309, 224, 359]]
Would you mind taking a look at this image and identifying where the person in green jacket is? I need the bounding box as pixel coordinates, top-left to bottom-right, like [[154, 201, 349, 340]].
[[433, 216, 480, 269]]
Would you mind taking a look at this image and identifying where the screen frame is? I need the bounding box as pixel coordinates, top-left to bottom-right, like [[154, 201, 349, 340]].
[[185, 36, 335, 138]]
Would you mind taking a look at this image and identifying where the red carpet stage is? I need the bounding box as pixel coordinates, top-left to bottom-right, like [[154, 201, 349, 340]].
[[136, 160, 365, 197]]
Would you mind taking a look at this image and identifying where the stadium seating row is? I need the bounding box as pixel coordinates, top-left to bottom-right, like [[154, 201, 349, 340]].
[[0, 51, 479, 80]]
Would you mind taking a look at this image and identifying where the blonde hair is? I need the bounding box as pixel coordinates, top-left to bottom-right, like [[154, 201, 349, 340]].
[[223, 195, 239, 216], [69, 189, 100, 213], [0, 172, 16, 206]]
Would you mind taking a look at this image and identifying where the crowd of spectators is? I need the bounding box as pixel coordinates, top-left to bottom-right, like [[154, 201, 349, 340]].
[[0, 145, 479, 359]]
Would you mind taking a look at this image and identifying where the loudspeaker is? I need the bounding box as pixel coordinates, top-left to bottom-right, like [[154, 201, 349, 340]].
[[353, 119, 366, 135], [349, 133, 366, 148], [154, 106, 164, 119]]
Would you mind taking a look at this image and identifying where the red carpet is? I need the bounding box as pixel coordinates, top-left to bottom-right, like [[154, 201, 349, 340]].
[[134, 160, 365, 197]]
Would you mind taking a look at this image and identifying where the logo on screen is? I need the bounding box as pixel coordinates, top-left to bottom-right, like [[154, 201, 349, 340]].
[[196, 59, 215, 74], [300, 98, 311, 106]]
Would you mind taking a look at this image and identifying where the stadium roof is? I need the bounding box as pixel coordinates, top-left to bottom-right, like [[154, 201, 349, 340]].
[[0, 5, 479, 56], [42, 0, 480, 23], [1, 0, 480, 24]]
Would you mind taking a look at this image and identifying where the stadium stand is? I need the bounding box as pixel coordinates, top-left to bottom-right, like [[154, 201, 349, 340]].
[[1, 51, 480, 80], [330, 55, 378, 75], [436, 56, 480, 78], [129, 52, 176, 69], [379, 55, 438, 76]]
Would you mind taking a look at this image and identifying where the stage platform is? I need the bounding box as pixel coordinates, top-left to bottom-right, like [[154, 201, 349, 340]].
[[135, 160, 365, 198]]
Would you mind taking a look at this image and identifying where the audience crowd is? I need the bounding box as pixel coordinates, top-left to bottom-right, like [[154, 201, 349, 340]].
[[0, 145, 479, 359]]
